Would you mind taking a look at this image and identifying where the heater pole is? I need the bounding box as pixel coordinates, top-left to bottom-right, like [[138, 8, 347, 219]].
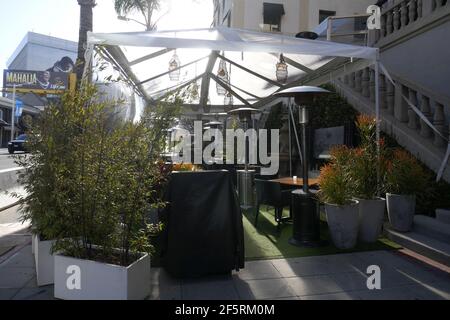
[[302, 121, 309, 193]]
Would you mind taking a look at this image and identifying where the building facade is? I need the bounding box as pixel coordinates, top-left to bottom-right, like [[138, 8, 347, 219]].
[[213, 0, 375, 35], [7, 32, 77, 72], [0, 32, 77, 146]]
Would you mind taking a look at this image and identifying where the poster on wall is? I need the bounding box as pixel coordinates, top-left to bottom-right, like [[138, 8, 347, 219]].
[[2, 69, 70, 94]]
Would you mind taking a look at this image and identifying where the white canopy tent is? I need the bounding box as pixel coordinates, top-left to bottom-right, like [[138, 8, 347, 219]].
[[84, 26, 381, 139], [82, 26, 450, 182]]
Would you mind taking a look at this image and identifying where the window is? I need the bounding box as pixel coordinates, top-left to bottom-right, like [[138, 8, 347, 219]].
[[263, 3, 285, 32], [354, 16, 368, 40], [319, 10, 336, 24]]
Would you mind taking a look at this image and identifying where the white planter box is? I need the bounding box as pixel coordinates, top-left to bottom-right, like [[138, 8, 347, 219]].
[[54, 252, 151, 300], [31, 234, 35, 255], [33, 234, 55, 286]]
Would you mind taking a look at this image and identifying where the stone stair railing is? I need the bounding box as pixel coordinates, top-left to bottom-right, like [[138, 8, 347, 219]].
[[338, 67, 450, 181], [374, 0, 450, 47]]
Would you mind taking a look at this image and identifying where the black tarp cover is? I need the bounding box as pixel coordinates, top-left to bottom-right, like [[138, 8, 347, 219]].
[[160, 170, 245, 278]]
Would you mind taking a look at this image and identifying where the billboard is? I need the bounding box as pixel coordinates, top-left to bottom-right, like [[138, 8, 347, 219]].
[[2, 69, 70, 94]]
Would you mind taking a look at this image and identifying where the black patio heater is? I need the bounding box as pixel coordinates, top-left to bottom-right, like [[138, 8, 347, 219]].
[[274, 86, 330, 247], [228, 107, 259, 210]]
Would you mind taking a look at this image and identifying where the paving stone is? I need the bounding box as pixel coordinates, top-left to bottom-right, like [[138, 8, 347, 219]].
[[267, 296, 300, 300], [301, 291, 361, 300], [149, 283, 182, 300], [12, 286, 55, 300], [323, 253, 369, 274], [271, 256, 332, 277], [0, 288, 20, 300], [233, 260, 281, 280], [149, 268, 182, 300], [0, 245, 34, 268], [354, 250, 415, 271], [0, 267, 35, 288], [234, 278, 297, 300], [286, 275, 345, 297], [407, 282, 450, 300], [330, 271, 369, 291], [181, 280, 239, 300], [355, 285, 424, 300]]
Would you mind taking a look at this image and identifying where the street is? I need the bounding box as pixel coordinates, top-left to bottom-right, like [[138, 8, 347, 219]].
[[0, 148, 23, 171]]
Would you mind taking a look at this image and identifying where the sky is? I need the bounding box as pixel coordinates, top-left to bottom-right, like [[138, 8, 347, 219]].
[[0, 0, 213, 86]]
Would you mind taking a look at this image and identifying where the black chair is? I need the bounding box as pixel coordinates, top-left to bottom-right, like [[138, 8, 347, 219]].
[[255, 179, 294, 232]]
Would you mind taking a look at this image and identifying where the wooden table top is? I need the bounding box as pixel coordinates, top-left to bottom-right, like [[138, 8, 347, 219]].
[[270, 177, 320, 187]]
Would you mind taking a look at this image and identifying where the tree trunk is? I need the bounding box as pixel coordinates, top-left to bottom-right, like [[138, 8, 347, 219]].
[[77, 0, 96, 86]]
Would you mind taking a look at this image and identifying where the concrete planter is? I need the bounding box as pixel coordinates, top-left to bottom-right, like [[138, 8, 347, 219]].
[[33, 234, 55, 286], [31, 234, 35, 255], [325, 200, 359, 249], [54, 251, 151, 300], [357, 198, 386, 243], [386, 193, 416, 232]]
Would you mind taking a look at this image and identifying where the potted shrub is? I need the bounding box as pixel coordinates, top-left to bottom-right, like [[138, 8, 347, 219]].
[[18, 84, 178, 299], [14, 115, 76, 286], [350, 115, 387, 243], [385, 149, 428, 232], [319, 146, 359, 249]]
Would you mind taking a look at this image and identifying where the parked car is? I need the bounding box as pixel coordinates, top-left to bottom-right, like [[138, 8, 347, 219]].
[[8, 134, 28, 154]]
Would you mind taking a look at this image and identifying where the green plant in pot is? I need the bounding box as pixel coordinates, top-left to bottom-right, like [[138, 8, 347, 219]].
[[318, 146, 359, 249], [17, 83, 178, 300], [385, 149, 428, 232], [350, 115, 387, 243]]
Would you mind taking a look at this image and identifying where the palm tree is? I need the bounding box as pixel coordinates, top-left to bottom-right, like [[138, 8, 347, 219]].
[[114, 0, 160, 31], [77, 0, 96, 85]]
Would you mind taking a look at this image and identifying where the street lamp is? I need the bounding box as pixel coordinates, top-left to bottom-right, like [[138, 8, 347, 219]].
[[117, 15, 150, 30], [274, 86, 330, 247]]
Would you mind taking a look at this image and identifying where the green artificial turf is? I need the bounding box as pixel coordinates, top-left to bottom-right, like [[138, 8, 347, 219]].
[[243, 206, 402, 261]]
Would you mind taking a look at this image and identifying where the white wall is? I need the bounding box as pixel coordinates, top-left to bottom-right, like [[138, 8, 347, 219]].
[[306, 0, 374, 30], [223, 0, 374, 34], [239, 0, 301, 35]]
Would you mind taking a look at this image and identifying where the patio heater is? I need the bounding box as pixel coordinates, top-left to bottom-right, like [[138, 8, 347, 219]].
[[228, 107, 259, 210], [204, 121, 224, 165], [274, 86, 330, 247]]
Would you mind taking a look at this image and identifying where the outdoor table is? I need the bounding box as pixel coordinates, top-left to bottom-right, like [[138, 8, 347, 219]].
[[160, 170, 245, 278], [270, 177, 320, 188]]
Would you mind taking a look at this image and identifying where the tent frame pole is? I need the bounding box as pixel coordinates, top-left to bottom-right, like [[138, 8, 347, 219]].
[[375, 58, 381, 196]]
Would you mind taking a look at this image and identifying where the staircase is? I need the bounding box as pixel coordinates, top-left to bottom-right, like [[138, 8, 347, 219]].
[[331, 1, 450, 265], [386, 210, 450, 266], [334, 0, 450, 182]]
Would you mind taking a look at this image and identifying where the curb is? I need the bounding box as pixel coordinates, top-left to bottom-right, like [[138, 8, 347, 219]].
[[0, 238, 32, 265], [0, 200, 22, 213]]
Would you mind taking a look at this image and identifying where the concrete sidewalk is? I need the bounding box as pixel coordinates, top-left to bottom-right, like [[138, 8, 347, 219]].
[[1, 243, 449, 300]]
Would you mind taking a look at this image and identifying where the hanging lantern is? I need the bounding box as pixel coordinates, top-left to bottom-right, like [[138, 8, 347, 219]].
[[216, 59, 229, 96], [224, 91, 234, 106], [276, 54, 288, 83], [169, 51, 181, 81], [191, 81, 199, 100]]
